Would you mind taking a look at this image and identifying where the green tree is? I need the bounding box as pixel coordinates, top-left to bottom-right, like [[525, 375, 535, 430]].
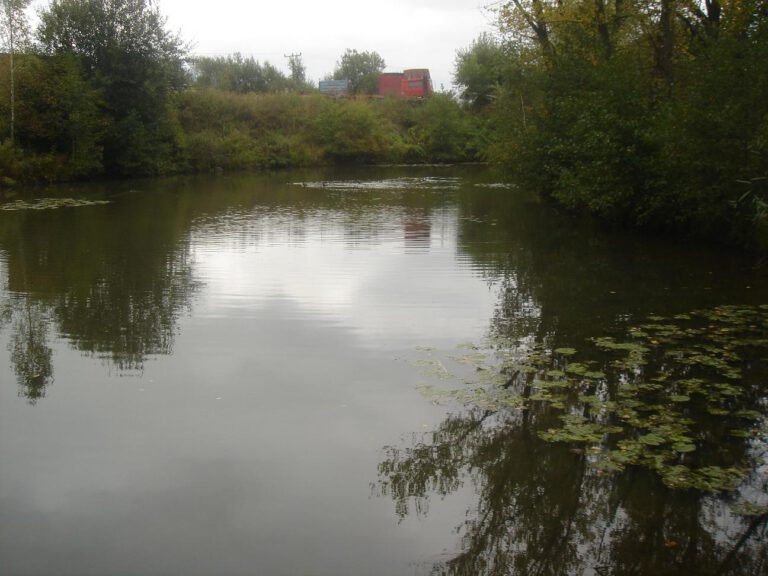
[[409, 93, 486, 162], [0, 0, 31, 144], [0, 52, 106, 181], [314, 98, 390, 162], [332, 48, 385, 94], [37, 0, 187, 176], [191, 53, 290, 93], [15, 54, 105, 177], [485, 0, 768, 247], [454, 33, 507, 109]]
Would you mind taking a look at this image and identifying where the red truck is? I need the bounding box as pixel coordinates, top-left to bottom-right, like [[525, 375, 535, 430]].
[[378, 69, 433, 98]]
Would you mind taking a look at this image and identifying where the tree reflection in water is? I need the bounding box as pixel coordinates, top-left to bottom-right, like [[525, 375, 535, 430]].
[[377, 279, 768, 575], [378, 401, 767, 575], [378, 184, 768, 575], [0, 245, 195, 401], [6, 299, 53, 403], [0, 184, 199, 399]]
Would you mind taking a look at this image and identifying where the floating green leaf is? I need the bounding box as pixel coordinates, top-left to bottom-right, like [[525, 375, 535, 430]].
[[594, 337, 649, 353], [554, 347, 577, 356], [410, 304, 768, 493], [734, 410, 762, 419], [0, 198, 110, 211], [565, 363, 591, 376], [638, 433, 665, 446]]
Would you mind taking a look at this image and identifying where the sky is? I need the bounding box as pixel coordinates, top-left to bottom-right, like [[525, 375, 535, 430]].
[[153, 0, 497, 92]]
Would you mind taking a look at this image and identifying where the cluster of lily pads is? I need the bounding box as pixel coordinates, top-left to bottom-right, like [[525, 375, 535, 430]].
[[413, 304, 768, 493], [0, 198, 110, 211], [292, 177, 461, 191]]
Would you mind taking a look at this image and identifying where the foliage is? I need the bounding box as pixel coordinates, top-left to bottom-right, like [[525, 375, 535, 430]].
[[482, 0, 768, 249], [405, 93, 489, 162], [0, 0, 32, 144], [0, 197, 110, 210], [313, 97, 391, 162], [190, 53, 293, 94], [176, 89, 319, 170], [412, 304, 768, 492], [453, 32, 507, 109], [37, 0, 187, 176], [174, 88, 484, 171], [16, 54, 104, 176], [0, 53, 105, 180], [0, 7, 491, 181], [0, 0, 30, 47], [1, 67, 482, 181], [332, 48, 385, 95]]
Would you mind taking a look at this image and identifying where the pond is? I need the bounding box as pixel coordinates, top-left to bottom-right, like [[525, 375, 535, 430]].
[[0, 166, 766, 575]]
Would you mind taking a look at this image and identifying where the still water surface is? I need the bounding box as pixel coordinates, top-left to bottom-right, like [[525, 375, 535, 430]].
[[0, 166, 766, 575]]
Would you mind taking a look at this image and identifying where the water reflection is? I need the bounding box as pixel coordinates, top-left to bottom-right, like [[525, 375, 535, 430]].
[[0, 170, 495, 400], [378, 406, 767, 575], [0, 169, 501, 575], [0, 187, 199, 398], [0, 168, 766, 575], [188, 180, 489, 347], [456, 184, 768, 344], [6, 299, 53, 402], [375, 186, 768, 575]]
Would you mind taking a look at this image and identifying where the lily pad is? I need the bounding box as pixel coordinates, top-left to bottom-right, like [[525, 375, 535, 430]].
[[554, 347, 577, 356], [638, 433, 666, 446], [0, 198, 110, 211], [409, 303, 768, 493]]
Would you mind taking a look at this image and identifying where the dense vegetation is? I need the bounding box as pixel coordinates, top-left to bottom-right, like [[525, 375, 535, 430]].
[[331, 49, 386, 95], [0, 0, 766, 248], [457, 1, 768, 247]]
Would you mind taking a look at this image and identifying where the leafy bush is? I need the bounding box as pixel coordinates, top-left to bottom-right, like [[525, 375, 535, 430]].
[[480, 0, 768, 249]]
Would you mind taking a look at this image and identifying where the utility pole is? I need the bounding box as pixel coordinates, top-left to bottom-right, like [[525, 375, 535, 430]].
[[9, 4, 14, 143], [284, 52, 305, 85]]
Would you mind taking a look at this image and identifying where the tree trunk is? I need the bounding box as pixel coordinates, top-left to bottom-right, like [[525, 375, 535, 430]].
[[655, 0, 675, 84], [9, 10, 14, 144]]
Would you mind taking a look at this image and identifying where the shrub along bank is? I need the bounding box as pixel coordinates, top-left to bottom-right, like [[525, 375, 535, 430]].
[[176, 89, 488, 172], [461, 1, 768, 250], [0, 55, 488, 183]]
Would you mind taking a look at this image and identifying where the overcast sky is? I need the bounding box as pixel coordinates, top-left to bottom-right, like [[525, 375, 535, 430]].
[[155, 0, 496, 91]]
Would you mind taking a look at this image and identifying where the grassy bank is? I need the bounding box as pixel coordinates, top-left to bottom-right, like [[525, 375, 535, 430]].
[[0, 54, 488, 183]]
